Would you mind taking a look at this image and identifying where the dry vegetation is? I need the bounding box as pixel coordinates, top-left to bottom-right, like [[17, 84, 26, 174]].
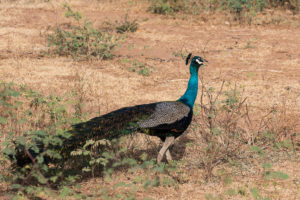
[[0, 0, 300, 199]]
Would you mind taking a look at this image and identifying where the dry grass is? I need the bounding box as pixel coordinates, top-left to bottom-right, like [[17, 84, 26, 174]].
[[0, 0, 299, 199]]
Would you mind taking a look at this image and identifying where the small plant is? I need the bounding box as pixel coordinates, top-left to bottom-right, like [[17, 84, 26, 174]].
[[47, 4, 118, 60], [226, 188, 236, 196], [128, 60, 155, 76], [244, 41, 256, 49], [70, 138, 112, 178], [127, 43, 135, 51], [259, 157, 289, 181], [116, 14, 139, 34], [244, 38, 258, 49], [172, 49, 188, 60]]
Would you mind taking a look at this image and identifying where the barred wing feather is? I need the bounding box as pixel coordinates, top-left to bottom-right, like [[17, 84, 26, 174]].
[[137, 101, 190, 129]]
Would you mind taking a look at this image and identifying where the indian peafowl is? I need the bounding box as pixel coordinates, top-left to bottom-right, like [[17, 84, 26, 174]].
[[13, 54, 207, 166]]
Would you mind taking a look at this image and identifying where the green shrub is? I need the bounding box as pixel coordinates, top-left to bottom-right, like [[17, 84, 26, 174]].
[[116, 14, 139, 34], [270, 0, 299, 10], [223, 0, 268, 20], [47, 4, 118, 60], [128, 60, 155, 76], [148, 0, 187, 14], [172, 49, 188, 60], [148, 0, 299, 21], [0, 80, 85, 198]]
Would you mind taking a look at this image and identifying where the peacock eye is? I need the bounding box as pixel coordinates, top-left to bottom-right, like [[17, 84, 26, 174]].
[[195, 59, 202, 65]]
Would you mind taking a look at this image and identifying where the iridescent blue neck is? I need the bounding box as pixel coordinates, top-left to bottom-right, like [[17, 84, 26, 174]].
[[178, 64, 199, 108]]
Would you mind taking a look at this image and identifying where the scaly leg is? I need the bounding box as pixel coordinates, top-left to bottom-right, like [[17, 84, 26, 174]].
[[157, 136, 175, 163], [165, 149, 172, 162]]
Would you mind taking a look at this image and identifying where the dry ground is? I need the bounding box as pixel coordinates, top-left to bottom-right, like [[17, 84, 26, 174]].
[[0, 0, 299, 199]]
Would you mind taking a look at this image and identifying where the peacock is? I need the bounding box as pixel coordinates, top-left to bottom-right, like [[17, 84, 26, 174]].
[[13, 54, 207, 166]]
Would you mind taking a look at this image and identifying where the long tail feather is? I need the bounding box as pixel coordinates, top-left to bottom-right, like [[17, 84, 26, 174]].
[[12, 103, 156, 167]]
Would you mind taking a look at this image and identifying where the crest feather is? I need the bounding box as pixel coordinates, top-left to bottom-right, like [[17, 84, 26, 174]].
[[185, 53, 192, 65]]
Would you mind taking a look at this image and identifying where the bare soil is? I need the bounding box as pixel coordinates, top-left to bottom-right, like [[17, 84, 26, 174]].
[[0, 0, 299, 199]]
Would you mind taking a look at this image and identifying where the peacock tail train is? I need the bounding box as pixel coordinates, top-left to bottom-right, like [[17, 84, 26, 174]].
[[61, 103, 157, 155]]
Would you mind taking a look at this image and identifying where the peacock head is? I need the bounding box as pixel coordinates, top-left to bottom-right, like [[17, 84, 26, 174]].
[[186, 53, 208, 67]]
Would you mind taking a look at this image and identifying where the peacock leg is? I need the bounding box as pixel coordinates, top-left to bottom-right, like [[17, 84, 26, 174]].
[[165, 149, 173, 162], [157, 136, 175, 163]]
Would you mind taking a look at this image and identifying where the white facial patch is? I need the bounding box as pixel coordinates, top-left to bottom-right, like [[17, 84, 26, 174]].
[[196, 59, 202, 65]]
